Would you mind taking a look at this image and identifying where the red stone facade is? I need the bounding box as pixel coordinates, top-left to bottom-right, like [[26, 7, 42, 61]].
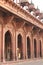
[[0, 0, 43, 63]]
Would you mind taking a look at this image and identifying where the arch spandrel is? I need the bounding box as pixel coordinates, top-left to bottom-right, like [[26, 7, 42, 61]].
[[3, 22, 15, 35], [0, 12, 4, 24], [4, 22, 14, 29], [26, 32, 32, 39], [16, 28, 25, 37]]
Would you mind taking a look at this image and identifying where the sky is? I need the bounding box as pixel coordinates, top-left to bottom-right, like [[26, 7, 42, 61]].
[[29, 0, 43, 12]]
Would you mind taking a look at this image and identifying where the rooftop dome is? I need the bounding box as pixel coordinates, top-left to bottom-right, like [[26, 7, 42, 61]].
[[32, 7, 40, 16], [19, 0, 29, 7], [34, 9, 40, 16], [20, 0, 28, 3], [38, 13, 43, 19], [28, 4, 35, 12]]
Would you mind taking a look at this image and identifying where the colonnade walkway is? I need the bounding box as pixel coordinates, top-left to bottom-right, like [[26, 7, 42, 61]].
[[0, 58, 43, 65]]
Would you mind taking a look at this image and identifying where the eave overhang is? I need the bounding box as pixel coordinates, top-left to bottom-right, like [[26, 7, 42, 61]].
[[0, 0, 43, 29]]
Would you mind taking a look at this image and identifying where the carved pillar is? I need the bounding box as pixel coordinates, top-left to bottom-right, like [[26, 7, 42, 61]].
[[3, 28, 5, 62], [24, 24, 34, 59], [16, 33, 18, 60], [36, 37, 39, 58], [30, 34, 34, 58], [12, 30, 16, 60], [38, 39, 40, 58], [32, 36, 35, 58], [0, 24, 2, 62], [32, 27, 40, 58], [39, 31, 43, 58], [22, 34, 26, 59], [25, 36, 28, 59], [41, 38, 43, 57]]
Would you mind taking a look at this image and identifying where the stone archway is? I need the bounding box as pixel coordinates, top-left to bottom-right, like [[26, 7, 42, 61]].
[[5, 31, 13, 61], [17, 34, 23, 59], [27, 37, 31, 58], [40, 40, 42, 57], [34, 39, 37, 58]]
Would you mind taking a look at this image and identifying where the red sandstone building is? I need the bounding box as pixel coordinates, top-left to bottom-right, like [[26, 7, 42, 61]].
[[0, 0, 43, 63]]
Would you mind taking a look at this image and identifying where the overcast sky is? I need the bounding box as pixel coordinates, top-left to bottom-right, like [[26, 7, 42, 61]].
[[29, 0, 43, 12]]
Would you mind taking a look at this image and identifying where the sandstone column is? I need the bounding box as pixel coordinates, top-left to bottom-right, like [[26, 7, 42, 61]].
[[31, 35, 34, 58], [38, 40, 40, 58], [41, 39, 43, 57], [0, 24, 2, 62], [12, 31, 16, 60], [22, 34, 26, 59], [36, 39, 39, 58], [3, 30, 5, 62], [30, 36, 34, 58]]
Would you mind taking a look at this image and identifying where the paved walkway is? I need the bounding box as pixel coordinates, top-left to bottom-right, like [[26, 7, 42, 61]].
[[14, 59, 43, 65], [0, 59, 43, 65]]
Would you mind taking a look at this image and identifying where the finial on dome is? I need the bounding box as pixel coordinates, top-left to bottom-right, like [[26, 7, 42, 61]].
[[37, 6, 39, 10], [31, 0, 34, 5]]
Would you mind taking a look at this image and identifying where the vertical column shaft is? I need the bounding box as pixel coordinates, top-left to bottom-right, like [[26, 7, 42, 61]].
[[3, 29, 5, 62], [30, 36, 34, 58], [12, 31, 16, 60], [22, 34, 26, 59], [0, 25, 2, 62]]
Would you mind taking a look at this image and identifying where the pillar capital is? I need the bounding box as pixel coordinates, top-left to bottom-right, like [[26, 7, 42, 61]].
[[31, 26, 40, 36], [24, 23, 34, 34]]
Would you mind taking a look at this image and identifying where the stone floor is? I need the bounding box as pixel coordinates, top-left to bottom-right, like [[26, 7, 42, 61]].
[[0, 59, 43, 65]]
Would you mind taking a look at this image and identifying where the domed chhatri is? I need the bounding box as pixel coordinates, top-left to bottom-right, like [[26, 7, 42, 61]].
[[19, 0, 29, 7], [28, 4, 35, 12], [38, 13, 43, 19], [33, 8, 40, 16], [20, 0, 28, 3]]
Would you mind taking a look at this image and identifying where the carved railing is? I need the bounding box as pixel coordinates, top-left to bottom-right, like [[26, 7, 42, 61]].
[[0, 0, 43, 29]]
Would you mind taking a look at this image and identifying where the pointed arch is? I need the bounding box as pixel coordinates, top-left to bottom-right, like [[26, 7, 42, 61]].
[[27, 36, 31, 58], [17, 34, 23, 59], [34, 39, 37, 58], [5, 30, 13, 61]]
